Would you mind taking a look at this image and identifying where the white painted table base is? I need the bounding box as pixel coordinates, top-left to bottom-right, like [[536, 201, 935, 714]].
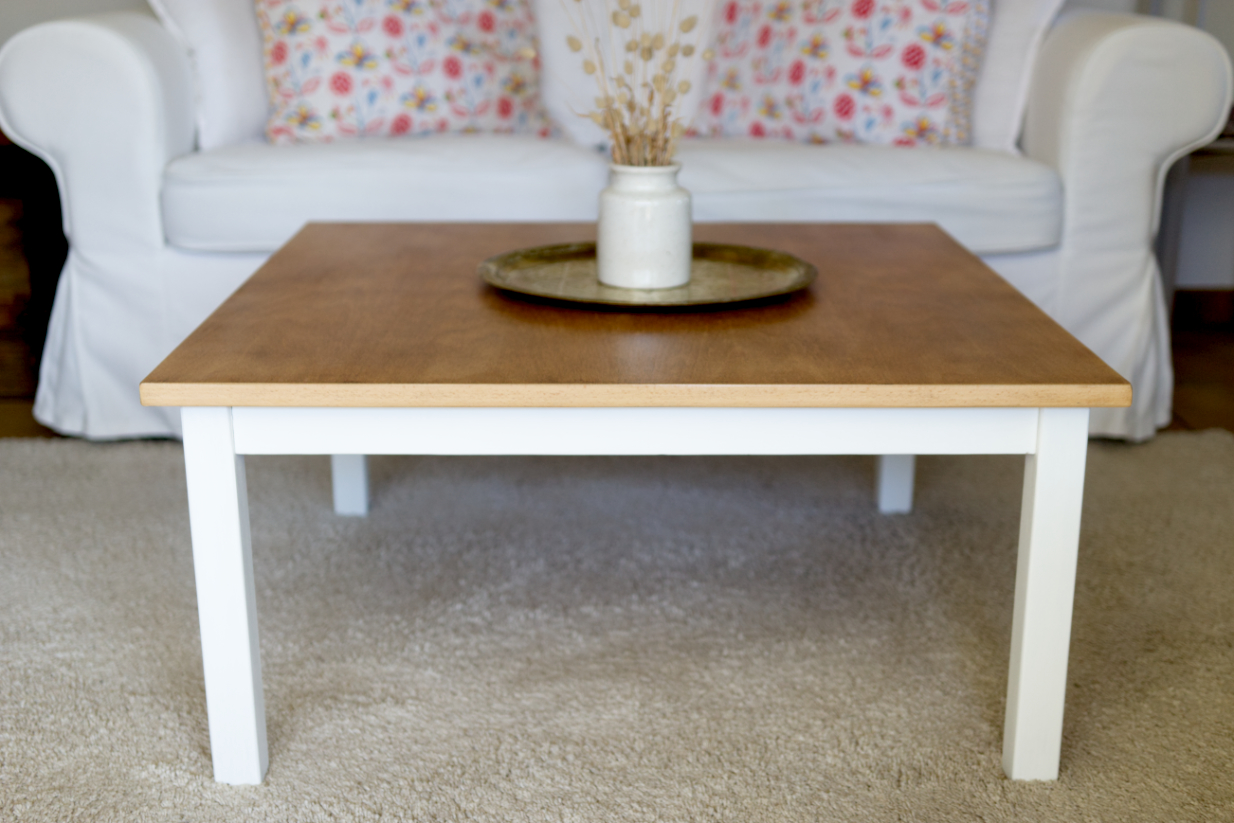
[[329, 454, 369, 516], [180, 405, 1089, 785]]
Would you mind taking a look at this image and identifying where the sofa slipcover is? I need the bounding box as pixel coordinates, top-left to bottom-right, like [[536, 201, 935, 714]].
[[0, 10, 1230, 441]]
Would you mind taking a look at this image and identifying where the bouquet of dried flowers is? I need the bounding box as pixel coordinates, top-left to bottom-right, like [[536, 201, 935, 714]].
[[561, 0, 712, 166]]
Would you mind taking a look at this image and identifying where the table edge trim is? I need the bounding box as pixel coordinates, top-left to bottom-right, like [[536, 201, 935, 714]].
[[140, 383, 1132, 408]]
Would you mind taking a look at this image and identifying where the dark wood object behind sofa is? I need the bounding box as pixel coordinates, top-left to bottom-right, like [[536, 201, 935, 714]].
[[0, 131, 68, 436]]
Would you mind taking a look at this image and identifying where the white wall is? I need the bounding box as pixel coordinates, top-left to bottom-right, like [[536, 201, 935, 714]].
[[1064, 0, 1137, 12], [1194, 1, 1234, 66], [1176, 168, 1234, 289], [0, 0, 151, 50]]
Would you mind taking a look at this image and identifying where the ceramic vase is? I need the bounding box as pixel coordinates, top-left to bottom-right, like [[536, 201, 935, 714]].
[[597, 163, 692, 289]]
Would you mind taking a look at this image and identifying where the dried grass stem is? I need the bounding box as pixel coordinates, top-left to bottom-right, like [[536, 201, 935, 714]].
[[562, 0, 701, 166]]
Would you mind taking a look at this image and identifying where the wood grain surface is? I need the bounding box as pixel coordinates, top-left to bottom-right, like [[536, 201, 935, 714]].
[[141, 223, 1130, 408]]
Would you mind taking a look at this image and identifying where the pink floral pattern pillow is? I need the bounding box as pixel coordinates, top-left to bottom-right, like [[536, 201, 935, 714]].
[[693, 0, 989, 146], [256, 0, 553, 143]]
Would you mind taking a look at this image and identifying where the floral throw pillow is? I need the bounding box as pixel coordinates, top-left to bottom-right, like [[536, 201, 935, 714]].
[[256, 0, 554, 143], [693, 0, 989, 146]]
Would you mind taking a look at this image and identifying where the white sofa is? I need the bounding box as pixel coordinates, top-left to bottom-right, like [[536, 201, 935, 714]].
[[0, 4, 1230, 441]]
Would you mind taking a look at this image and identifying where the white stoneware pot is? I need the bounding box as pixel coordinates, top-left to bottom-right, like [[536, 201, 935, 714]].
[[596, 163, 692, 289]]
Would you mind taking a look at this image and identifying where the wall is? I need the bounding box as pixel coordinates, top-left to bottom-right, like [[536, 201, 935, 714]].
[[1064, 0, 1137, 11], [1200, 1, 1234, 62], [1176, 156, 1234, 290], [0, 0, 151, 50]]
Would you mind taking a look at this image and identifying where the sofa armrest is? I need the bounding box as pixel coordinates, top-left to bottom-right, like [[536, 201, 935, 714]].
[[1020, 11, 1231, 440], [0, 12, 194, 251], [1023, 11, 1232, 282]]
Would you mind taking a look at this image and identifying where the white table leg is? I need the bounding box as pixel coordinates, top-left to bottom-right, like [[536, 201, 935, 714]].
[[181, 407, 268, 785], [1002, 407, 1089, 780], [330, 454, 369, 516], [876, 454, 915, 514]]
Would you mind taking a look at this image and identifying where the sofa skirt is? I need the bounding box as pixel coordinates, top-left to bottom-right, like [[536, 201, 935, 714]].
[[33, 242, 1170, 441]]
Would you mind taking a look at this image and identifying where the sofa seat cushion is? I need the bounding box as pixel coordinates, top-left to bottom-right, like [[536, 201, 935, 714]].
[[163, 137, 1062, 255], [678, 140, 1062, 255], [163, 136, 611, 253]]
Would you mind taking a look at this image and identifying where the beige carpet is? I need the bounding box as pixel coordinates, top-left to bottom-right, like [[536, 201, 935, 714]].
[[1, 432, 1232, 821]]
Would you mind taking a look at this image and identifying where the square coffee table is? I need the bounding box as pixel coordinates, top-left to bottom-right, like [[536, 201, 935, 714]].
[[141, 222, 1130, 785]]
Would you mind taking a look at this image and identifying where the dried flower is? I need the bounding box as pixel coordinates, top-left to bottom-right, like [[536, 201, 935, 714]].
[[562, 0, 707, 165]]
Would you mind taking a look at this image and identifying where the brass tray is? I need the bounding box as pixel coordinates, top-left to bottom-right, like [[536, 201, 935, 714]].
[[478, 242, 816, 308]]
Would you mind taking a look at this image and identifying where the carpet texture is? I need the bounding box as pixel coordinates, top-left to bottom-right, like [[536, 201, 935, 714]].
[[1, 432, 1232, 821]]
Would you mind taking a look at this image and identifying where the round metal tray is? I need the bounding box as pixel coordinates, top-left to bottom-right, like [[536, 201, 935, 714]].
[[478, 242, 816, 308]]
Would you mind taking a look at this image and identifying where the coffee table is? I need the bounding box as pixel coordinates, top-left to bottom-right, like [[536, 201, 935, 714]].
[[141, 222, 1130, 786]]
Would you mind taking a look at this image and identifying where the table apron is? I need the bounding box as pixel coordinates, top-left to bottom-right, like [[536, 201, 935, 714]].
[[229, 407, 1043, 456]]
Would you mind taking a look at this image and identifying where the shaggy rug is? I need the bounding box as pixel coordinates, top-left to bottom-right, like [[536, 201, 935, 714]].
[[1, 432, 1232, 821]]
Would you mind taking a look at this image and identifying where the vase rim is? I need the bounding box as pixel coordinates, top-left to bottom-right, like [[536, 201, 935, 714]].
[[608, 162, 681, 173]]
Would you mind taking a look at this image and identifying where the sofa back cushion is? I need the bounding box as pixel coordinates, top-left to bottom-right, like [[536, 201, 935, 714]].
[[152, 0, 1064, 151], [692, 0, 991, 146], [971, 0, 1065, 151], [148, 0, 268, 149], [253, 0, 552, 143]]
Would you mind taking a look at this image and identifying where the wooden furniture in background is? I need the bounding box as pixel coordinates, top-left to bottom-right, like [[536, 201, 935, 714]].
[[0, 135, 67, 437]]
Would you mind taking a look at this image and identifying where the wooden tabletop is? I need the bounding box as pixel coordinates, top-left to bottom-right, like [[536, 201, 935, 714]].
[[141, 223, 1130, 409]]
